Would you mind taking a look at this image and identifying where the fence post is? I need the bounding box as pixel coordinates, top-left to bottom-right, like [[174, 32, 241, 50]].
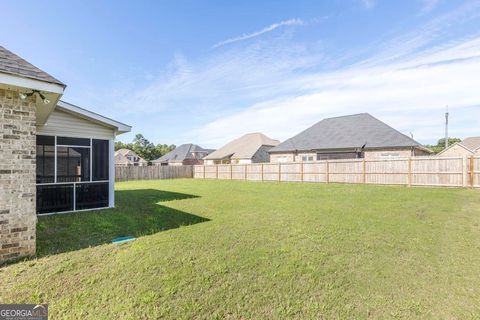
[[408, 157, 412, 187], [244, 165, 247, 180], [216, 165, 218, 180], [278, 163, 281, 182], [326, 161, 329, 183], [462, 156, 468, 187], [301, 162, 304, 182], [230, 164, 233, 180], [203, 165, 206, 179], [261, 163, 264, 182], [470, 155, 475, 188], [362, 158, 366, 184]]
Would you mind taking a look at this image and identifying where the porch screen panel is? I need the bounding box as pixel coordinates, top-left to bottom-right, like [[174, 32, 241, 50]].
[[75, 182, 109, 210], [57, 147, 90, 182], [36, 135, 55, 183], [37, 184, 74, 214], [36, 135, 111, 215], [92, 139, 109, 181]]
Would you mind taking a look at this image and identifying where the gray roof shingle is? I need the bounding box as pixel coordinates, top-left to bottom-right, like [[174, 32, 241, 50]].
[[154, 144, 214, 162], [459, 137, 480, 151], [269, 113, 425, 153], [204, 133, 279, 160], [0, 46, 65, 86]]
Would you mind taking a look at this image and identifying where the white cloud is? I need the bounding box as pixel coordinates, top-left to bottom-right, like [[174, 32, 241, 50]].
[[212, 19, 304, 48], [110, 2, 480, 147], [110, 36, 325, 118], [357, 2, 480, 68], [420, 0, 440, 13], [191, 38, 480, 147]]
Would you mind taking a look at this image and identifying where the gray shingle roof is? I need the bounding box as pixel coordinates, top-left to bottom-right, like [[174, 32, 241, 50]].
[[0, 46, 65, 86], [269, 113, 425, 153], [154, 144, 213, 162]]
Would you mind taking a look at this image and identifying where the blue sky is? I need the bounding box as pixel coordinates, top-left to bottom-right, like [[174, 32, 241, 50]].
[[1, 0, 479, 147]]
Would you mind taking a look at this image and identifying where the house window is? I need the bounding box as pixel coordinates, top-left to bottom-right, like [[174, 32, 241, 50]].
[[36, 135, 110, 215], [301, 155, 314, 162]]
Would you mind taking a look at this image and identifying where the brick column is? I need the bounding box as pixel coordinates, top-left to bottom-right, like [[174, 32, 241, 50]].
[[0, 88, 37, 264]]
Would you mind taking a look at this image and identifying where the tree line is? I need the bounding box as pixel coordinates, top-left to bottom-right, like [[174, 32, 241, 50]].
[[115, 134, 176, 162], [424, 137, 461, 154]]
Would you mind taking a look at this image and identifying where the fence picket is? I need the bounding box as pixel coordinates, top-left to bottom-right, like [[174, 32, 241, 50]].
[[115, 165, 193, 181], [193, 156, 475, 188]]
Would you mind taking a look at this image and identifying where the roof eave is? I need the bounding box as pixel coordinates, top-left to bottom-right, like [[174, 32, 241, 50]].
[[0, 72, 66, 126], [0, 71, 65, 94], [204, 153, 234, 160], [270, 145, 432, 154]]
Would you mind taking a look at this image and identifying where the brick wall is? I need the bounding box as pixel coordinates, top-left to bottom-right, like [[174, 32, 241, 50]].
[[0, 88, 36, 264]]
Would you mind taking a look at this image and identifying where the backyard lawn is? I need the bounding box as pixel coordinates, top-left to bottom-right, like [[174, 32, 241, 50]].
[[1, 179, 480, 319]]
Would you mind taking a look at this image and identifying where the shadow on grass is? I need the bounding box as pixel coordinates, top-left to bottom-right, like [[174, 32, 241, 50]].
[[35, 189, 208, 258]]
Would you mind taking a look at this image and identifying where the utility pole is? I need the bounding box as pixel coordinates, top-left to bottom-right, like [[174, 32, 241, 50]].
[[445, 106, 449, 150]]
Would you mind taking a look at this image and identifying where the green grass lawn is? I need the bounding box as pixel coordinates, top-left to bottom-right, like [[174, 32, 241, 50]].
[[1, 180, 480, 319]]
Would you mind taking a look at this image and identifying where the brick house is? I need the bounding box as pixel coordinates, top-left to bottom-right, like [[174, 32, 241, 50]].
[[269, 113, 431, 162], [0, 46, 130, 264]]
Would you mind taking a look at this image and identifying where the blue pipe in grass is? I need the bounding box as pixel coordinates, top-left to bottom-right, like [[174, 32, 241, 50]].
[[112, 236, 136, 244]]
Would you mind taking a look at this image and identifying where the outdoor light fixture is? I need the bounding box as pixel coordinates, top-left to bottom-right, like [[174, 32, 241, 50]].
[[18, 90, 50, 104]]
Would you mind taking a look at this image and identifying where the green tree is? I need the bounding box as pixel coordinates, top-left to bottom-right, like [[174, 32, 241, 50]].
[[114, 141, 130, 151], [131, 134, 155, 160], [115, 134, 176, 162], [425, 137, 462, 154]]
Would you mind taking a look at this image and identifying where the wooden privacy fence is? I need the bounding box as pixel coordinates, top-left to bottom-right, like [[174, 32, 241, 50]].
[[116, 165, 193, 181], [194, 156, 480, 188]]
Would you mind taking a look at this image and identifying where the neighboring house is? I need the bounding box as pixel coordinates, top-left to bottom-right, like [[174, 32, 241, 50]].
[[152, 144, 214, 166], [203, 133, 280, 165], [437, 137, 480, 157], [0, 46, 130, 263], [269, 113, 431, 162], [115, 148, 148, 166]]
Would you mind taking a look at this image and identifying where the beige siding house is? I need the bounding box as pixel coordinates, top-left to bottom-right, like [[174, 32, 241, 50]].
[[203, 133, 279, 165], [115, 148, 148, 166], [269, 113, 431, 162], [437, 137, 480, 157], [0, 46, 130, 264]]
